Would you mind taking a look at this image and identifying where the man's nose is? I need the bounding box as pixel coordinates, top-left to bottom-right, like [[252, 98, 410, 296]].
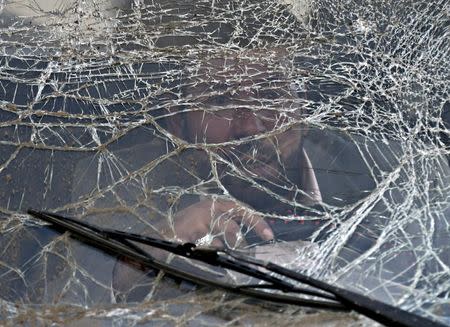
[[232, 110, 266, 139]]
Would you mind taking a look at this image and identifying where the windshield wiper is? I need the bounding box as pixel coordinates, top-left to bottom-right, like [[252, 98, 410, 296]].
[[27, 209, 445, 327], [27, 209, 342, 310]]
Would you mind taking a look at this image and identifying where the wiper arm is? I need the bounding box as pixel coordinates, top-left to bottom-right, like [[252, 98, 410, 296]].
[[27, 209, 446, 327], [224, 250, 445, 327]]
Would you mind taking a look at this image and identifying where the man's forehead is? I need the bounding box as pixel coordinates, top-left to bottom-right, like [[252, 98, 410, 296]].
[[185, 79, 289, 95], [192, 57, 285, 79], [208, 57, 269, 74], [186, 63, 288, 94], [181, 49, 292, 98]]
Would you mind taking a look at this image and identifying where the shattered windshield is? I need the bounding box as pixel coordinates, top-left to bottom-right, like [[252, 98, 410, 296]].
[[0, 0, 449, 325]]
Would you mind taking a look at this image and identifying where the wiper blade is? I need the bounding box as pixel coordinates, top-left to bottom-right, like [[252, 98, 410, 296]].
[[27, 209, 343, 310], [27, 209, 446, 327], [28, 210, 333, 299]]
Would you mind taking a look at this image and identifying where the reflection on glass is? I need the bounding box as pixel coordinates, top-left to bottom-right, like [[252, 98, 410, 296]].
[[0, 0, 449, 325]]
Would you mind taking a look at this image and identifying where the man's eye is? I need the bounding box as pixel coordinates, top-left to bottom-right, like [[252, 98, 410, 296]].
[[206, 95, 229, 106], [260, 90, 280, 100]]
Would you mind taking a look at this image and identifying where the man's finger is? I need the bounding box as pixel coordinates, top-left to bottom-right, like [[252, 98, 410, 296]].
[[210, 238, 224, 248], [240, 211, 274, 241], [211, 217, 243, 248], [223, 219, 246, 248], [217, 199, 274, 241], [224, 201, 274, 241]]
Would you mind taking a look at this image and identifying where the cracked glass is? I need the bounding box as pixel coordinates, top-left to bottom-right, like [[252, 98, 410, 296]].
[[0, 0, 449, 325]]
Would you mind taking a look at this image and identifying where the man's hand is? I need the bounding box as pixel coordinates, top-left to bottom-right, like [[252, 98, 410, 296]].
[[113, 198, 274, 301], [170, 198, 274, 248]]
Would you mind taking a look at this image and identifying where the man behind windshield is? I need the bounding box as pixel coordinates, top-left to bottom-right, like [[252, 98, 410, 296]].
[[111, 49, 326, 300], [162, 51, 322, 245]]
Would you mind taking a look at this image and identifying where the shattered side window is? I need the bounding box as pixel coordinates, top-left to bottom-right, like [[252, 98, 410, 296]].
[[0, 0, 449, 325]]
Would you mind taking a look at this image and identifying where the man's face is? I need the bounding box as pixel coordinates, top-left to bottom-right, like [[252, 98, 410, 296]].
[[183, 92, 282, 143], [182, 58, 302, 157], [167, 55, 305, 205]]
